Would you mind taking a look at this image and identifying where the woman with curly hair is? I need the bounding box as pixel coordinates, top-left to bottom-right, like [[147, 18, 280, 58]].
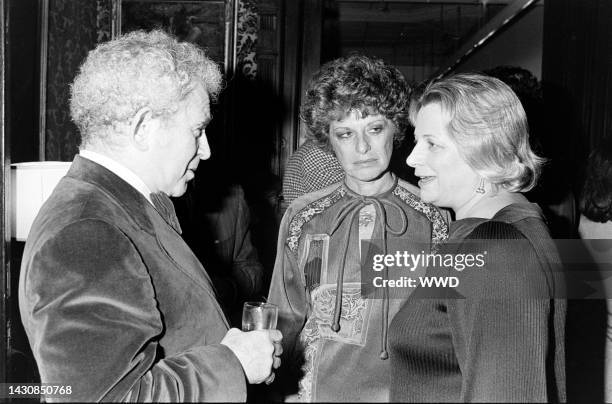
[[268, 55, 449, 402], [389, 73, 566, 402]]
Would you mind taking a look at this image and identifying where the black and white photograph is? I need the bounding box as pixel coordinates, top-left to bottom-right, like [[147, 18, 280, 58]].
[[1, 0, 612, 402]]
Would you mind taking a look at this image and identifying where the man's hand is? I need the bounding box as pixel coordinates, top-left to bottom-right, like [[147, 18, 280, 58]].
[[220, 328, 283, 384]]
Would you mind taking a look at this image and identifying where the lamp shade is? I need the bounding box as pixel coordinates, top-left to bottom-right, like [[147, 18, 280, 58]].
[[11, 161, 72, 241]]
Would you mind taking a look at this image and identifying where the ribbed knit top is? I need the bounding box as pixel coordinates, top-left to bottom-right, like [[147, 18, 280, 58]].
[[388, 203, 566, 403]]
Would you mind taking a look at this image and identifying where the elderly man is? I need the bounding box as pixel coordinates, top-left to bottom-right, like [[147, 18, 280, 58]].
[[19, 30, 281, 402]]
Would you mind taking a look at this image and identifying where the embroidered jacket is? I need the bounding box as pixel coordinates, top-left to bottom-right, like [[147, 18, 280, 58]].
[[268, 177, 449, 402]]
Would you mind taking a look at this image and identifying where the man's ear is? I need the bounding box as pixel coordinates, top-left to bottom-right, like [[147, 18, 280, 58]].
[[130, 107, 157, 151]]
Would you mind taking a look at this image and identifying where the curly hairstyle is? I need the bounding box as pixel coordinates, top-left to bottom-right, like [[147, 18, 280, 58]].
[[580, 139, 612, 222], [300, 54, 411, 151], [70, 29, 222, 149], [409, 73, 544, 192]]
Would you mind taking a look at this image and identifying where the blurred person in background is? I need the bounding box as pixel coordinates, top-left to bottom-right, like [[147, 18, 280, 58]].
[[577, 139, 612, 402], [175, 176, 265, 326], [280, 139, 344, 214]]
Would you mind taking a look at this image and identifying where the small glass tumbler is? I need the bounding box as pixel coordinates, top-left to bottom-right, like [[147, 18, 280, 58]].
[[241, 302, 278, 331]]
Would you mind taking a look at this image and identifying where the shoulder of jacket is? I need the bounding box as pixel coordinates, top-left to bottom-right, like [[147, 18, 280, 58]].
[[392, 179, 450, 248], [283, 184, 346, 253]]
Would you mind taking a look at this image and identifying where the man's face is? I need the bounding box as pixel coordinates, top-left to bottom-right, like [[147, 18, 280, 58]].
[[150, 84, 212, 196]]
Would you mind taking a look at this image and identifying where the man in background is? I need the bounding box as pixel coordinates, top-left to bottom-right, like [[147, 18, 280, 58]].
[[175, 178, 265, 326]]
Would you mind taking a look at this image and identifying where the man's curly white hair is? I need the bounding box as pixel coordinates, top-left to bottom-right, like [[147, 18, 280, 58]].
[[70, 29, 222, 149]]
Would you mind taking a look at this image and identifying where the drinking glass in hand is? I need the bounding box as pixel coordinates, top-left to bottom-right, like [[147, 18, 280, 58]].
[[242, 302, 278, 331]]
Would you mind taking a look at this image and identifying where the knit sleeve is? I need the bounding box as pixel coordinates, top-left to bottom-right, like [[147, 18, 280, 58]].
[[447, 221, 555, 402]]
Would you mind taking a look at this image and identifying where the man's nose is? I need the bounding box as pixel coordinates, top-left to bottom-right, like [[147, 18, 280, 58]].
[[197, 133, 211, 160], [355, 133, 371, 154]]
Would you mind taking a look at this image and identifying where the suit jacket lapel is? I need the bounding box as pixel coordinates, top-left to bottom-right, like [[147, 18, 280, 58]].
[[66, 156, 229, 327]]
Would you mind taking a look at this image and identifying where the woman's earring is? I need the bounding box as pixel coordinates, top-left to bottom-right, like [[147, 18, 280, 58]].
[[476, 178, 486, 194]]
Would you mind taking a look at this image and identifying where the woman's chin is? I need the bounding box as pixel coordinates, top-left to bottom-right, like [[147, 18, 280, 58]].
[[344, 170, 395, 195], [347, 167, 389, 182]]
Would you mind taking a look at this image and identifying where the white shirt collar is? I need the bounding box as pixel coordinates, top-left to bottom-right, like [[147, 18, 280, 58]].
[[79, 149, 153, 204]]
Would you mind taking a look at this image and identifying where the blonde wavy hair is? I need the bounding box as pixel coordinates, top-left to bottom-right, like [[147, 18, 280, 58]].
[[409, 73, 544, 192]]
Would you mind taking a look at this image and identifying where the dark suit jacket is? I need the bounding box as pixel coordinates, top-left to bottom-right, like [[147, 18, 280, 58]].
[[19, 156, 246, 402]]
